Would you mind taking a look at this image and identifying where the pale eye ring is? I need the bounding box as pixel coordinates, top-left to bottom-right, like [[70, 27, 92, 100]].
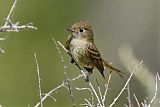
[[79, 29, 84, 33]]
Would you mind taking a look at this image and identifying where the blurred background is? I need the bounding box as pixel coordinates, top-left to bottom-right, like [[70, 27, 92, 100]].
[[0, 0, 159, 107]]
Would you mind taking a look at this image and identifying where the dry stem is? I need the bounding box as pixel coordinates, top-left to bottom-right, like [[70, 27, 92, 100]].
[[53, 38, 75, 107], [0, 0, 37, 32], [34, 53, 43, 107], [109, 60, 143, 107]]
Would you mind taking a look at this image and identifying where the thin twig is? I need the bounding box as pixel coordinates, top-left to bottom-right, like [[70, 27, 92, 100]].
[[34, 81, 65, 107], [0, 22, 37, 32], [75, 87, 94, 105], [109, 60, 143, 107], [4, 0, 17, 26], [102, 73, 112, 106], [127, 84, 131, 107], [0, 0, 37, 32], [79, 104, 89, 106], [96, 78, 103, 104], [149, 74, 158, 105], [42, 93, 57, 102], [34, 53, 43, 107], [133, 94, 141, 107], [34, 39, 86, 107], [67, 81, 76, 107], [53, 38, 75, 107], [34, 73, 84, 107], [89, 82, 103, 107], [85, 99, 92, 107], [71, 74, 83, 81]]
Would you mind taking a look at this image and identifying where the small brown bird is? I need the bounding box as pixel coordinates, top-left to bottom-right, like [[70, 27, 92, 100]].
[[65, 20, 124, 81]]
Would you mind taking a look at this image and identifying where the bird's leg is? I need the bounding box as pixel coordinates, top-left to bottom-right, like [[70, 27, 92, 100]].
[[70, 58, 75, 63], [84, 67, 93, 82], [84, 67, 93, 74]]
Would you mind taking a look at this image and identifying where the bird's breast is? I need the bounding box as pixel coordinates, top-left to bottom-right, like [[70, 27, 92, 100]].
[[69, 38, 92, 67], [69, 38, 87, 56]]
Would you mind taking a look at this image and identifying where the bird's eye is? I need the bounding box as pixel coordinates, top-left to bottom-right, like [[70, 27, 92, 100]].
[[79, 29, 84, 32]]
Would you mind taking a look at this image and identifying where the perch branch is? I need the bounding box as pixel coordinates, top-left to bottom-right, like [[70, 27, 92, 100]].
[[34, 39, 86, 107], [57, 40, 87, 80], [53, 38, 75, 107]]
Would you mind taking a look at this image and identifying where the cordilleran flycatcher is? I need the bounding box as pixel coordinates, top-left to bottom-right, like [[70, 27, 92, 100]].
[[65, 20, 124, 81]]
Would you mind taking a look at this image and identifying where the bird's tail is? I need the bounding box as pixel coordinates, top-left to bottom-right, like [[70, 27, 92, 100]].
[[102, 59, 124, 79]]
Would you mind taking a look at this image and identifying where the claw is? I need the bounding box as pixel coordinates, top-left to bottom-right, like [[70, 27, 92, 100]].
[[84, 72, 90, 82], [84, 76, 89, 82], [70, 58, 75, 63]]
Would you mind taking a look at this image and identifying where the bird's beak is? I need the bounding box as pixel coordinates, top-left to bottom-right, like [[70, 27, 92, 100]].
[[65, 28, 74, 33]]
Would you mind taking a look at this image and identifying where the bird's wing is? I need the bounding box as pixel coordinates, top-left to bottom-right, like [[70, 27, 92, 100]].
[[65, 35, 73, 50], [65, 35, 76, 63], [87, 43, 104, 78]]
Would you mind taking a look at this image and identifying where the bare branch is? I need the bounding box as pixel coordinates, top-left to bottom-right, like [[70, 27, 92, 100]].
[[4, 0, 17, 26], [34, 81, 65, 107], [34, 53, 43, 107], [75, 87, 94, 105], [102, 73, 112, 105], [71, 74, 83, 81], [85, 99, 92, 107], [127, 84, 131, 107], [96, 78, 103, 104], [34, 73, 85, 107], [42, 93, 57, 102], [149, 74, 158, 105], [133, 94, 141, 107], [53, 38, 76, 106], [0, 0, 37, 32], [140, 73, 159, 107], [35, 39, 87, 107], [0, 22, 37, 32], [109, 60, 143, 107], [89, 82, 102, 107]]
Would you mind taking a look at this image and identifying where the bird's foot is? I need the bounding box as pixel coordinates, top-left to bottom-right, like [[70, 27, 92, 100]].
[[84, 71, 90, 82]]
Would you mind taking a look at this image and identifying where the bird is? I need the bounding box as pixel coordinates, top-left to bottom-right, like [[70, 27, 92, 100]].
[[65, 20, 124, 82]]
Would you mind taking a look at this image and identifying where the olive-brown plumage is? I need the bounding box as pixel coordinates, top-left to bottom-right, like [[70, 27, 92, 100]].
[[65, 20, 124, 81]]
